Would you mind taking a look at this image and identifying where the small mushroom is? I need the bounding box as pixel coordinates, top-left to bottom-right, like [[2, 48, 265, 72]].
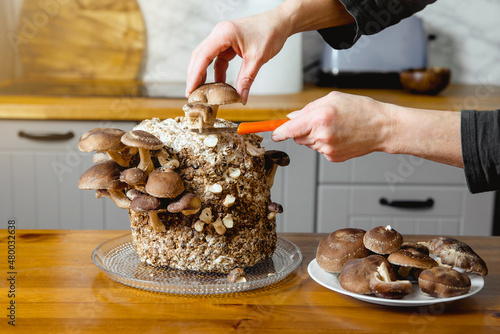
[[145, 169, 184, 199], [126, 188, 144, 200], [183, 103, 216, 129], [264, 150, 290, 187], [421, 236, 488, 277], [223, 194, 236, 207], [363, 225, 403, 255], [121, 130, 164, 174], [78, 128, 130, 167], [418, 266, 471, 298], [120, 167, 147, 187], [227, 268, 247, 283], [316, 228, 369, 274], [267, 202, 283, 219], [369, 262, 413, 299], [167, 193, 202, 215], [387, 248, 438, 278], [188, 82, 242, 108], [130, 194, 165, 232], [78, 161, 130, 209]]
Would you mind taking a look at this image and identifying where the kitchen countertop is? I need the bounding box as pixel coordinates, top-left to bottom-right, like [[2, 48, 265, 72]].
[[0, 83, 499, 121], [1, 229, 498, 333]]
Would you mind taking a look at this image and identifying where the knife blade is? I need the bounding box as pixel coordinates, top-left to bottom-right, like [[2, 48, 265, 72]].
[[190, 119, 289, 135]]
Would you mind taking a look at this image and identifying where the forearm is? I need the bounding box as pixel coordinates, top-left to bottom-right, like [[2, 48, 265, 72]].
[[383, 104, 463, 168], [276, 0, 355, 34]]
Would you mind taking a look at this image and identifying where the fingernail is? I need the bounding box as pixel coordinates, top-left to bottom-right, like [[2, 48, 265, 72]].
[[241, 89, 249, 105], [271, 131, 282, 142]]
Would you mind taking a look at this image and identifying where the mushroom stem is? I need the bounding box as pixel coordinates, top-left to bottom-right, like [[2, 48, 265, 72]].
[[266, 164, 278, 188], [107, 150, 130, 167], [137, 148, 155, 174], [108, 189, 131, 209], [148, 212, 166, 232]]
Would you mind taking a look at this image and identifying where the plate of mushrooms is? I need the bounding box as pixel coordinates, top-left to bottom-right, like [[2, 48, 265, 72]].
[[308, 226, 486, 306]]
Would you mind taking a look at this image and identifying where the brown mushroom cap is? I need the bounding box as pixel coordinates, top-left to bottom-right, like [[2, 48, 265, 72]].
[[418, 266, 471, 298], [423, 237, 488, 277], [78, 161, 125, 190], [121, 130, 163, 150], [268, 202, 283, 213], [167, 193, 202, 215], [388, 248, 438, 278], [130, 194, 162, 212], [78, 128, 126, 152], [363, 225, 404, 255], [188, 82, 242, 105], [317, 228, 370, 274], [369, 262, 413, 299], [227, 268, 247, 283], [264, 150, 291, 168], [400, 242, 430, 255], [120, 167, 147, 186], [339, 255, 396, 295], [145, 169, 184, 198]]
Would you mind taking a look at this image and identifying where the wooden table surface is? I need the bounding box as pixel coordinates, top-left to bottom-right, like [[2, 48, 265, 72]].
[[0, 83, 499, 121], [0, 229, 498, 333]]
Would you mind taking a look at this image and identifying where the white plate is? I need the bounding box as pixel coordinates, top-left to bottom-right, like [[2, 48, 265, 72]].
[[308, 259, 484, 306]]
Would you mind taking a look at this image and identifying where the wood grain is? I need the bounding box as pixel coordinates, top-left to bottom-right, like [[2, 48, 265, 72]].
[[0, 230, 498, 333], [0, 84, 499, 122], [17, 0, 144, 81]]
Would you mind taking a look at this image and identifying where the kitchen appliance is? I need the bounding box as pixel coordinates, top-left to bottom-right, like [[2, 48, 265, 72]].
[[318, 16, 427, 88]]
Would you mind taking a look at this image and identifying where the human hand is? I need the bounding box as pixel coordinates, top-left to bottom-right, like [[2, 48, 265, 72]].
[[185, 8, 290, 104], [271, 91, 392, 162]]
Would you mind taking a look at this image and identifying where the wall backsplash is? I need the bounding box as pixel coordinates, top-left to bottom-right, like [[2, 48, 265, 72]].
[[1, 0, 498, 87]]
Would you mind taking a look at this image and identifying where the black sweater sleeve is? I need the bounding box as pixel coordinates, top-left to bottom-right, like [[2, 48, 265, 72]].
[[461, 109, 500, 193], [318, 0, 437, 49]]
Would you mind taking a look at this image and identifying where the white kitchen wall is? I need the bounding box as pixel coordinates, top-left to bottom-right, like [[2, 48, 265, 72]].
[[1, 0, 499, 86]]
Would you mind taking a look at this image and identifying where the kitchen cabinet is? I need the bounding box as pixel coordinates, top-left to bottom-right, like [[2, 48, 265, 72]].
[[0, 120, 137, 230], [315, 152, 495, 236]]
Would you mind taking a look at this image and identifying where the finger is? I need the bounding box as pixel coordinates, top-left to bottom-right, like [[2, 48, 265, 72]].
[[235, 57, 264, 104], [214, 48, 237, 83], [271, 115, 312, 142], [186, 38, 233, 97]]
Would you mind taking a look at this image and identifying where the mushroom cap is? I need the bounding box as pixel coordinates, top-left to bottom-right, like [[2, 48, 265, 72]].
[[369, 262, 413, 299], [388, 249, 438, 269], [423, 236, 488, 277], [121, 130, 164, 150], [78, 128, 126, 152], [400, 241, 430, 255], [167, 193, 202, 214], [78, 161, 126, 190], [363, 225, 404, 255], [227, 268, 247, 283], [145, 169, 184, 198], [264, 150, 290, 169], [188, 82, 242, 105], [130, 194, 162, 213], [268, 202, 283, 213], [339, 255, 396, 295], [317, 228, 370, 273], [120, 167, 147, 186], [418, 266, 471, 298]]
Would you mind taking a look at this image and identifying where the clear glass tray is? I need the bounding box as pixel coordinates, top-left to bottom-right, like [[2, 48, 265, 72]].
[[92, 233, 302, 295]]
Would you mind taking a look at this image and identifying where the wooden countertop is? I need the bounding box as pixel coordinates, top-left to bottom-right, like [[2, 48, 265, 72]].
[[1, 229, 498, 333], [0, 83, 499, 121]]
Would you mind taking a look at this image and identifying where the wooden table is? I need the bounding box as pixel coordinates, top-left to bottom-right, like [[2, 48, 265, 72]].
[[1, 230, 498, 333]]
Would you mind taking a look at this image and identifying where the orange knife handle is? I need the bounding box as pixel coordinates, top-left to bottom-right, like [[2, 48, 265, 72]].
[[237, 119, 289, 135]]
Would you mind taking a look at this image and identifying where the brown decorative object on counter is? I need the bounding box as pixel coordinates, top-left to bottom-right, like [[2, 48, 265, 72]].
[[399, 67, 451, 95]]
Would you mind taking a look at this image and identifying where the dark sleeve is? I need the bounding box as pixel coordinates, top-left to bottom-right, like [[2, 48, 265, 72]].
[[461, 109, 500, 193], [318, 0, 437, 49]]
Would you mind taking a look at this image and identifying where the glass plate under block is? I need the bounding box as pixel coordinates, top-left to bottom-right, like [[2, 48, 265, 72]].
[[92, 233, 302, 295]]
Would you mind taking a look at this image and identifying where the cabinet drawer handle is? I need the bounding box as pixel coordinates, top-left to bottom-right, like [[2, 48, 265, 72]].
[[18, 130, 75, 141], [380, 198, 434, 209]]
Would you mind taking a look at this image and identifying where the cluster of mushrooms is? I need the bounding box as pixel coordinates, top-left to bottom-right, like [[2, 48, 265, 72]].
[[317, 226, 488, 299], [77, 127, 194, 233], [77, 82, 287, 236]]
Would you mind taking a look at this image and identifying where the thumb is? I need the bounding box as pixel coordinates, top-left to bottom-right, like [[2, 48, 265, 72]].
[[271, 115, 311, 142]]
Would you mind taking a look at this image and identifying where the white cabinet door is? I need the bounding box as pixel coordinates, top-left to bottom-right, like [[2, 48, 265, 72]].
[[0, 120, 136, 230]]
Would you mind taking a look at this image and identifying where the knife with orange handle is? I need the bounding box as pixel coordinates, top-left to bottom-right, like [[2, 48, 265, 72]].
[[190, 119, 289, 135]]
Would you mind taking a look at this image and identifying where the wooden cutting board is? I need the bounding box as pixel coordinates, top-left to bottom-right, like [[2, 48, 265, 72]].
[[17, 0, 145, 81]]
